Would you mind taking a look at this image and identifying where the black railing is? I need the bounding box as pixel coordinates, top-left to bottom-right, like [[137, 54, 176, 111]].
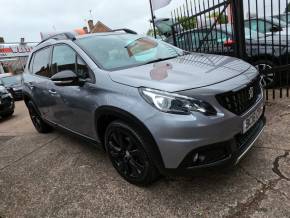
[[156, 0, 290, 100]]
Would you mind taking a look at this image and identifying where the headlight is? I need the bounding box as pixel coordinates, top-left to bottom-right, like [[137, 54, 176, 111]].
[[139, 88, 217, 116], [0, 86, 8, 94]]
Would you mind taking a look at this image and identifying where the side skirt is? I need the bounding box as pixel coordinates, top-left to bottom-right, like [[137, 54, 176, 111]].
[[44, 119, 104, 150]]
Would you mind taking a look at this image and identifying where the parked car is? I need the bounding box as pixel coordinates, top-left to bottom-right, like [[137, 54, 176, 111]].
[[166, 24, 290, 86], [244, 17, 288, 36], [0, 85, 15, 118], [0, 73, 23, 100], [23, 31, 266, 186], [273, 13, 290, 24]]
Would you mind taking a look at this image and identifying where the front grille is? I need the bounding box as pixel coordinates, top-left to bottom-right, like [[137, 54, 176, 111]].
[[13, 91, 23, 99], [236, 117, 265, 151], [216, 76, 262, 115]]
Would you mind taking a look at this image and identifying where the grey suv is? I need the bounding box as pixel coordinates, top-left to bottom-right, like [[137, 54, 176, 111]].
[[22, 31, 266, 186]]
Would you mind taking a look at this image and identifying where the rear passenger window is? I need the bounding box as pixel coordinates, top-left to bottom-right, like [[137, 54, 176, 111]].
[[32, 47, 51, 78], [51, 45, 76, 76]]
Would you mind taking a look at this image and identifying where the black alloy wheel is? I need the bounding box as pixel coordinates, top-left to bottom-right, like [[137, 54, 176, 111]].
[[105, 121, 159, 186], [27, 101, 52, 133], [254, 61, 275, 87]]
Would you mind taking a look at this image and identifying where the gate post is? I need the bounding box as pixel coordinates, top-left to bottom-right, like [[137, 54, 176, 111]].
[[231, 0, 246, 59], [171, 25, 177, 47]]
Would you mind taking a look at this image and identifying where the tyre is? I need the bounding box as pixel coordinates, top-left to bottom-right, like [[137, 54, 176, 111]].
[[1, 110, 14, 118], [253, 60, 276, 87], [27, 101, 53, 133], [105, 120, 160, 186]]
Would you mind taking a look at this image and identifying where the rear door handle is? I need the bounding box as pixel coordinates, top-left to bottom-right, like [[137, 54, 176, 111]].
[[48, 89, 57, 95]]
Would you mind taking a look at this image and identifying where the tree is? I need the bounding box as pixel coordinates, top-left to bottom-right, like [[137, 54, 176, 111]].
[[209, 12, 228, 24], [285, 3, 290, 13], [178, 17, 197, 30], [146, 28, 160, 37]]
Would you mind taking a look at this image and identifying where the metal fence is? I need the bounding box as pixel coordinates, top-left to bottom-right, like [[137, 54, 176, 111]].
[[156, 0, 290, 100]]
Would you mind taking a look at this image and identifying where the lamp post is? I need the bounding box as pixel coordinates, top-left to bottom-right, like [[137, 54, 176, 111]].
[[185, 0, 190, 16], [149, 0, 157, 38]]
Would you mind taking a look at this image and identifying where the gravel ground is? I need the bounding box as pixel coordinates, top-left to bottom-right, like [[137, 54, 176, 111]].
[[0, 100, 289, 218]]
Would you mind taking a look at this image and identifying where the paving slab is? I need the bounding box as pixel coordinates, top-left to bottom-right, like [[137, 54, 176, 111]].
[[250, 190, 290, 218], [0, 134, 263, 218]]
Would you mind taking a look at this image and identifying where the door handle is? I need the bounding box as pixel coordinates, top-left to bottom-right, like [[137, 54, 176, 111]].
[[48, 89, 57, 95], [26, 82, 35, 89]]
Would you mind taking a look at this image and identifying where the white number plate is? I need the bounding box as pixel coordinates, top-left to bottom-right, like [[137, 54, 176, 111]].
[[243, 105, 264, 134]]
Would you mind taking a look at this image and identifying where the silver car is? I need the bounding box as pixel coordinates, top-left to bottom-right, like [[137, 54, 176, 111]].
[[22, 31, 266, 186]]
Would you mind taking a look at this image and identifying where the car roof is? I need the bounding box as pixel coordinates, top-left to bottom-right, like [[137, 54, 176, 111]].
[[177, 24, 231, 35], [75, 32, 132, 40], [35, 31, 138, 50]]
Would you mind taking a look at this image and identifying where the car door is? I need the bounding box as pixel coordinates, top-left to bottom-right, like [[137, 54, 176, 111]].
[[25, 46, 54, 120], [49, 44, 96, 137]]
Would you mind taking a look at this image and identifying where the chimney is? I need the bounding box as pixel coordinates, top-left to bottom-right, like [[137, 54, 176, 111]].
[[83, 26, 89, 34], [88, 20, 94, 33], [20, 38, 25, 44]]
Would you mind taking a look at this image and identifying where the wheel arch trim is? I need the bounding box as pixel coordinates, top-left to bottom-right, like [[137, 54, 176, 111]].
[[94, 106, 166, 172]]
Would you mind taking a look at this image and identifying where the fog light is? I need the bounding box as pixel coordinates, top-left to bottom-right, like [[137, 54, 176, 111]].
[[193, 153, 199, 163], [193, 153, 207, 164]]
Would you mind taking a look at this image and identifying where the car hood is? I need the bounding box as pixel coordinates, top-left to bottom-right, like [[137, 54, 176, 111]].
[[279, 28, 290, 35], [108, 53, 254, 92]]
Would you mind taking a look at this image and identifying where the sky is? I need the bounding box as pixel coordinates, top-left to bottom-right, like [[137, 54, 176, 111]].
[[0, 0, 288, 43], [0, 0, 183, 43]]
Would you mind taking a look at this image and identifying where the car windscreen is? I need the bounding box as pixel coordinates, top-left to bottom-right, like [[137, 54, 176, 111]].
[[75, 34, 182, 71], [0, 75, 21, 86], [278, 14, 290, 23], [270, 17, 287, 28], [244, 28, 265, 39]]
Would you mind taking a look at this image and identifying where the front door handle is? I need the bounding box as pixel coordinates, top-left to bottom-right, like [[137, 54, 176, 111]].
[[48, 89, 57, 95], [26, 82, 35, 90]]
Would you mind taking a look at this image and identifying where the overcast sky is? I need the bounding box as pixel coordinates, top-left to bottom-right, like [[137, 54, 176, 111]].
[[0, 0, 184, 42], [0, 0, 288, 43]]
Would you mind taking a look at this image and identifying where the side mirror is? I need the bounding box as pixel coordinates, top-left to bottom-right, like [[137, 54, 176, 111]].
[[270, 26, 282, 32], [51, 70, 83, 86]]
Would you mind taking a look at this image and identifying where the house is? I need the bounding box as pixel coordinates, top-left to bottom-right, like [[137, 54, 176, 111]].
[[83, 20, 112, 34]]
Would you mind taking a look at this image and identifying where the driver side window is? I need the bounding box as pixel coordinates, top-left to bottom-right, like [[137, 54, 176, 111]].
[[51, 44, 91, 80], [51, 45, 76, 76]]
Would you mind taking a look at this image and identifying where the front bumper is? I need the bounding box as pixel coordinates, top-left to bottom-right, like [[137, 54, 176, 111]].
[[159, 115, 266, 176], [144, 94, 266, 173], [10, 89, 23, 100]]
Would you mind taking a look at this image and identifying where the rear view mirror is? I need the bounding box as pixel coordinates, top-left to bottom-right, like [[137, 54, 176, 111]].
[[51, 70, 82, 86]]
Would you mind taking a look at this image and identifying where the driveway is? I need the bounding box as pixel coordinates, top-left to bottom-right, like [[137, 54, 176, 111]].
[[0, 100, 289, 218]]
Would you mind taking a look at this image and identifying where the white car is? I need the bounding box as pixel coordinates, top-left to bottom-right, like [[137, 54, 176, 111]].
[[245, 17, 289, 36]]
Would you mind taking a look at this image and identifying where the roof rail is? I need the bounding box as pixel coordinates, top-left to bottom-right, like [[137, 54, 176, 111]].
[[112, 29, 137, 35], [38, 32, 76, 45]]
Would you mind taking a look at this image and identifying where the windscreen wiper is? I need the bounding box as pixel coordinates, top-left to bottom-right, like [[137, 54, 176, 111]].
[[145, 56, 178, 65]]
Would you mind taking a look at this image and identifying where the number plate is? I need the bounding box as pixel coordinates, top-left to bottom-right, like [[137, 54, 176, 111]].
[[243, 105, 264, 134]]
